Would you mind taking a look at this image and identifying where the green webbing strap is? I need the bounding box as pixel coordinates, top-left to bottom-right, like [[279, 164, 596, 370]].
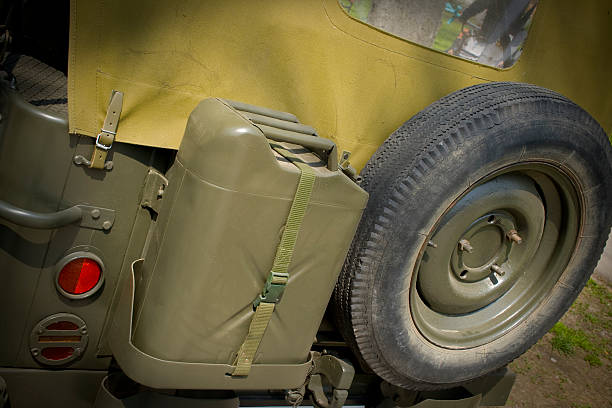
[[231, 145, 316, 376]]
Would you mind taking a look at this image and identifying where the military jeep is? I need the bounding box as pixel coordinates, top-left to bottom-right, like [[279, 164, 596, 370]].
[[0, 1, 611, 407]]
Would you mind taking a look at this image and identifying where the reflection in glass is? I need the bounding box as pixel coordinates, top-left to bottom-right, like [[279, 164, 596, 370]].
[[338, 0, 538, 68]]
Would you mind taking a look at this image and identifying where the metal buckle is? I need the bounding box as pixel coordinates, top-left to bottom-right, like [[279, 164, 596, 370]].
[[253, 272, 289, 308], [95, 131, 116, 151]]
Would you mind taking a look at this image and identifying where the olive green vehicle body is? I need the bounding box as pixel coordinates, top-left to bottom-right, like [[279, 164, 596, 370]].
[[0, 0, 611, 407]]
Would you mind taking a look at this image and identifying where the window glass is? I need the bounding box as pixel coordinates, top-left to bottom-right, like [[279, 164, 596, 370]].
[[338, 0, 538, 68]]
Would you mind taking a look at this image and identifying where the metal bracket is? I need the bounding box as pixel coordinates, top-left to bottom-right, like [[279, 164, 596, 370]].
[[307, 353, 355, 408], [77, 205, 116, 231], [139, 169, 169, 214], [73, 154, 114, 170], [338, 151, 362, 183]]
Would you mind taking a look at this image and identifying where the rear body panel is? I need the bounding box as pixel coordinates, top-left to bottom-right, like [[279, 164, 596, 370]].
[[0, 84, 164, 371]]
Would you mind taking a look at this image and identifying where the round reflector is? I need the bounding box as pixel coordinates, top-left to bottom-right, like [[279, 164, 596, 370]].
[[55, 250, 105, 299], [58, 258, 101, 294]]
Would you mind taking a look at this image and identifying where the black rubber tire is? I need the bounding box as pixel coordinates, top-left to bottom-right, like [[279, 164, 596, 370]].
[[333, 82, 612, 390]]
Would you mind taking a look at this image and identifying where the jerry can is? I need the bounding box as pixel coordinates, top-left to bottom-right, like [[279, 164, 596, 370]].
[[109, 98, 367, 388]]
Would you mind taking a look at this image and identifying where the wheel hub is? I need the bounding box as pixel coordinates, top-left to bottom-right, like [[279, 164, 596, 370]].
[[411, 164, 582, 349], [451, 212, 517, 282], [417, 174, 545, 315]]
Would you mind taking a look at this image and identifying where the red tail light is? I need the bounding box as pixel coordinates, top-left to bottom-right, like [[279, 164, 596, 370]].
[[46, 321, 79, 330], [30, 313, 88, 366], [41, 347, 74, 361]]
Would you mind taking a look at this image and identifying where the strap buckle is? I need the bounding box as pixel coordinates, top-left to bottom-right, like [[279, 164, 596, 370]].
[[86, 90, 123, 169], [253, 271, 288, 308], [95, 131, 115, 151]]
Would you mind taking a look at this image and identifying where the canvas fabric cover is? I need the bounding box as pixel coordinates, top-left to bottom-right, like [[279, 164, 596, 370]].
[[69, 0, 612, 170]]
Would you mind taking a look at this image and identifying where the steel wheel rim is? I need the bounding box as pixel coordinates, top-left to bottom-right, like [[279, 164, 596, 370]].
[[410, 162, 582, 349]]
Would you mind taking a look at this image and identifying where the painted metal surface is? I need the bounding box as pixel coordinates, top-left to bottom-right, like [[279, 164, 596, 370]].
[[0, 83, 162, 371], [413, 162, 581, 348], [68, 0, 612, 170], [0, 368, 105, 408]]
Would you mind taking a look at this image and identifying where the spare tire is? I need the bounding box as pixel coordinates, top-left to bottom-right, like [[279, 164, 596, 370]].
[[333, 82, 612, 390]]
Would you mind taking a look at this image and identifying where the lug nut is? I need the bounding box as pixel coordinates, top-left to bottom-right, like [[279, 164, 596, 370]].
[[458, 239, 473, 253], [491, 264, 505, 276], [507, 229, 523, 244]]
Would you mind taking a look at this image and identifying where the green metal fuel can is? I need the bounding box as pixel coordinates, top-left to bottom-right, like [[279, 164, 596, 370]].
[[130, 98, 367, 374]]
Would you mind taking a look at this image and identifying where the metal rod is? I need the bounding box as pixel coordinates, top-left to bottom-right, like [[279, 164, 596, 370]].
[[0, 200, 83, 229], [243, 111, 318, 136], [258, 125, 335, 152], [223, 99, 299, 123]]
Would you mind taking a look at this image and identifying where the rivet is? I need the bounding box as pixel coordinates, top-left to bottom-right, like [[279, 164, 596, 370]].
[[90, 209, 101, 219], [102, 220, 112, 230], [31, 348, 39, 356], [81, 328, 88, 335]]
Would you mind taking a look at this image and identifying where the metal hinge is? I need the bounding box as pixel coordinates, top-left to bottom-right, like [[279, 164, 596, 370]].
[[139, 169, 169, 214]]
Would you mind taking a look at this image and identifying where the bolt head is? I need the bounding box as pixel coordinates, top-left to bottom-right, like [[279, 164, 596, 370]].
[[90, 209, 101, 219], [31, 348, 39, 356], [102, 220, 112, 230]]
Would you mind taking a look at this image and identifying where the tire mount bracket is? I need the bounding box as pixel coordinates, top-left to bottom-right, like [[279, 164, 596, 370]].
[[306, 353, 355, 408]]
